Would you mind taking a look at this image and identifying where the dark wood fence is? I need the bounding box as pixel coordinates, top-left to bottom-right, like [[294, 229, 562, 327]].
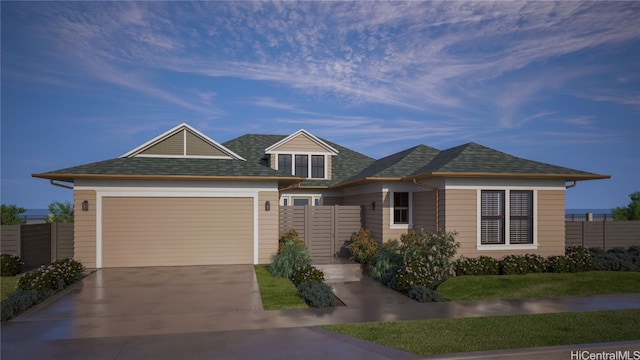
[[280, 205, 362, 260], [1, 223, 74, 270], [565, 221, 640, 250]]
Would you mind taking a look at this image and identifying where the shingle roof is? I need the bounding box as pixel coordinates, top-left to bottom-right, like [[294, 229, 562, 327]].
[[409, 142, 602, 178], [223, 134, 375, 187], [344, 145, 440, 181]]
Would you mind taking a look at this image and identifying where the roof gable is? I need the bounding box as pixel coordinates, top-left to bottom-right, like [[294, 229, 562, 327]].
[[121, 123, 246, 161], [264, 129, 339, 155]]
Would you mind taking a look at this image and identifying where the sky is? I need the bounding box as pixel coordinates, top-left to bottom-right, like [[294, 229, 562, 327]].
[[1, 1, 639, 211]]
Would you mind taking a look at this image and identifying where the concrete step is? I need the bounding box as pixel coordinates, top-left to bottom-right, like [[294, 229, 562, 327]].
[[313, 263, 363, 282]]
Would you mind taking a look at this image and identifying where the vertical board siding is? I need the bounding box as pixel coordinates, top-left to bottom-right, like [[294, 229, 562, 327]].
[[566, 221, 640, 249], [1, 225, 21, 255], [74, 190, 97, 268], [102, 197, 253, 267], [279, 205, 362, 260], [258, 191, 279, 264], [20, 223, 52, 270]]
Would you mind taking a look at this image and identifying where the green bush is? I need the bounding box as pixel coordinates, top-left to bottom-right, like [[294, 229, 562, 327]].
[[1, 254, 23, 276], [17, 258, 84, 292], [564, 246, 593, 272], [407, 285, 446, 302], [1, 289, 54, 321], [369, 240, 403, 288], [455, 256, 500, 276], [270, 230, 311, 279], [296, 281, 337, 308], [347, 228, 379, 265], [499, 254, 546, 275], [291, 266, 325, 287], [395, 229, 460, 292], [589, 247, 639, 272]]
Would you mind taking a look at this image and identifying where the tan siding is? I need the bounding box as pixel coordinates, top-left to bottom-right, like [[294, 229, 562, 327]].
[[326, 155, 333, 180], [270, 154, 276, 171], [342, 192, 382, 243], [535, 190, 565, 256], [74, 190, 97, 268], [102, 197, 253, 267], [258, 191, 279, 264], [185, 131, 226, 156], [271, 133, 328, 152], [413, 190, 437, 232], [140, 131, 184, 156], [441, 189, 478, 257]]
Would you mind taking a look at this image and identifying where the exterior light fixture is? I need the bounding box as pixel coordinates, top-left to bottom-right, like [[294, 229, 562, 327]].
[[371, 201, 376, 211], [265, 201, 271, 211], [82, 200, 89, 211]]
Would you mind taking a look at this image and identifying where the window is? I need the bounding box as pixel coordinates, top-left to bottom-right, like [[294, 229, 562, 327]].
[[311, 155, 324, 178], [278, 154, 292, 175], [480, 190, 534, 246], [295, 155, 308, 177], [481, 191, 505, 244], [510, 191, 533, 244], [393, 192, 409, 224]]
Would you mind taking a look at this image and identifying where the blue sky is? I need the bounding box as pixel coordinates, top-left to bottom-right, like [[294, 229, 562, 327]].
[[1, 1, 639, 210]]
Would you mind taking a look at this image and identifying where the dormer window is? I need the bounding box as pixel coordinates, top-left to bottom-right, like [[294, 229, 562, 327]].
[[276, 153, 326, 179]]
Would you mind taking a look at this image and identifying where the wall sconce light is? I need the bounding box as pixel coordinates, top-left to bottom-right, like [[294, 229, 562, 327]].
[[265, 201, 271, 211], [371, 201, 376, 211], [82, 200, 89, 211]]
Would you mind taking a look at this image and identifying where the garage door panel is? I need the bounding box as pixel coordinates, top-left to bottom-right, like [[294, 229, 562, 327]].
[[102, 197, 253, 267]]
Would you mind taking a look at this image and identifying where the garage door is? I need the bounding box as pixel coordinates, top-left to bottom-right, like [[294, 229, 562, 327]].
[[102, 197, 253, 267]]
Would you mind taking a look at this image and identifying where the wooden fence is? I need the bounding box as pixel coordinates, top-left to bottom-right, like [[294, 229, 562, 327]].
[[280, 205, 362, 260], [565, 221, 640, 250], [1, 223, 74, 270]]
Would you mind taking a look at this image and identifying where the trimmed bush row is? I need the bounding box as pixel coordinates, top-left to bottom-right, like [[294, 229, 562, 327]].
[[455, 246, 639, 276], [2, 258, 84, 321], [270, 230, 337, 308]]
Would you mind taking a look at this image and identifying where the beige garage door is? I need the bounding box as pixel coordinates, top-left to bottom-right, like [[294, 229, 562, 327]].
[[102, 197, 253, 267]]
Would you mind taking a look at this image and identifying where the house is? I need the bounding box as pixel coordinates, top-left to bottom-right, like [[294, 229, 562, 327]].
[[33, 123, 609, 268]]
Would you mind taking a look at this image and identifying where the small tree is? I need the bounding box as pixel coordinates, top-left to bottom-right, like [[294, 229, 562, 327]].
[[612, 192, 640, 221], [1, 204, 26, 225], [46, 201, 74, 223]]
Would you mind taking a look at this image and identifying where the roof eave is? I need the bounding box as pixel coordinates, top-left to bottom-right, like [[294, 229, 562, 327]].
[[32, 173, 304, 183], [404, 172, 611, 181]]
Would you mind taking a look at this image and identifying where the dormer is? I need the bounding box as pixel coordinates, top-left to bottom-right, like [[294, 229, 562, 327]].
[[265, 129, 338, 180], [121, 123, 245, 160]]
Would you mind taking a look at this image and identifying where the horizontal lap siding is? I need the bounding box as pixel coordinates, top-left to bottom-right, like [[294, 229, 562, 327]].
[[343, 193, 381, 243], [74, 190, 97, 267], [271, 133, 327, 152], [258, 191, 279, 264], [442, 189, 478, 257], [534, 190, 565, 257], [413, 190, 437, 232], [102, 197, 253, 267]]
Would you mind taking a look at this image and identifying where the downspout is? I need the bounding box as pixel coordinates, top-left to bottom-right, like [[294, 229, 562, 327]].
[[565, 181, 577, 189], [412, 179, 440, 230], [50, 180, 73, 190]]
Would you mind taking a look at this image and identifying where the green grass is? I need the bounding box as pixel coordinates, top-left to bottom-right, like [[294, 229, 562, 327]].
[[1, 277, 19, 302], [322, 310, 640, 355], [254, 265, 308, 310], [438, 271, 640, 301]]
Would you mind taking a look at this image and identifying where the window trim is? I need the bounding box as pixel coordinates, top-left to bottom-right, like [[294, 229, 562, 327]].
[[272, 152, 328, 180], [390, 191, 413, 229], [476, 189, 538, 250]]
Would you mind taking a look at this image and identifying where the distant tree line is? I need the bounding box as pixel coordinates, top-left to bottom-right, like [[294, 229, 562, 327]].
[[1, 201, 74, 225]]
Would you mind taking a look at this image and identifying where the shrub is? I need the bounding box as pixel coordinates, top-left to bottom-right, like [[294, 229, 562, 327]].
[[291, 266, 325, 287], [1, 289, 54, 321], [564, 246, 593, 272], [347, 228, 379, 265], [296, 281, 337, 308], [270, 233, 311, 279], [455, 256, 500, 276], [1, 253, 23, 276], [17, 258, 84, 292], [407, 285, 446, 302], [369, 240, 403, 288], [499, 254, 546, 275], [395, 229, 460, 292], [589, 247, 640, 272]]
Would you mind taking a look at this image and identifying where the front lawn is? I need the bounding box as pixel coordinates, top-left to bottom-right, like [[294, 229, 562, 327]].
[[254, 265, 307, 310], [322, 309, 640, 355], [1, 277, 19, 302], [438, 271, 640, 301]]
